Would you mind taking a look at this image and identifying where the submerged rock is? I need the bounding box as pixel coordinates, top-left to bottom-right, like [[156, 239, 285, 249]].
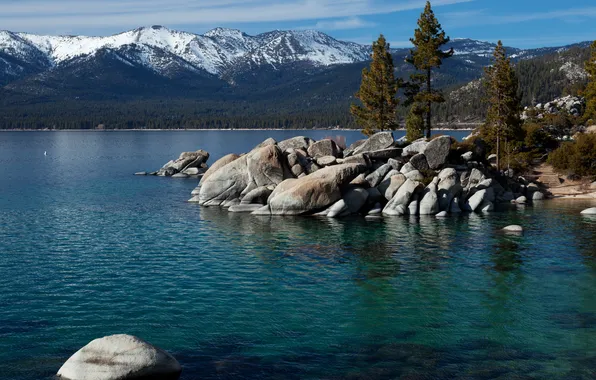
[[581, 207, 596, 215], [57, 334, 181, 380], [503, 225, 524, 233]]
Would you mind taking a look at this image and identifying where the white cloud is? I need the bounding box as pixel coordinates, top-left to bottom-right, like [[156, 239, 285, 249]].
[[0, 0, 474, 34], [313, 17, 376, 31]]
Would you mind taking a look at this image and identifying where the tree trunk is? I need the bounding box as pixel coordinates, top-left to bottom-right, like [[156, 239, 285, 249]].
[[496, 128, 501, 172], [426, 67, 432, 139]]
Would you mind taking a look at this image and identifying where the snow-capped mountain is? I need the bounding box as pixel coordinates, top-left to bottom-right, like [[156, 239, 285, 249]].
[[0, 25, 371, 83]]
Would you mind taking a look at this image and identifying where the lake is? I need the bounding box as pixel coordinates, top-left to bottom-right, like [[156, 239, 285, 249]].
[[1, 130, 596, 379]]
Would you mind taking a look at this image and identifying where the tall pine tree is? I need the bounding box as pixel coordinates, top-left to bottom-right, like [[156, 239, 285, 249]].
[[483, 41, 522, 171], [351, 34, 399, 136], [584, 41, 596, 124], [407, 1, 453, 139]]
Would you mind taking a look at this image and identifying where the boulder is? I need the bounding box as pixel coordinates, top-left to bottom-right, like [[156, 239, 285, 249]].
[[278, 136, 314, 152], [378, 172, 406, 201], [532, 191, 545, 201], [450, 197, 462, 213], [326, 200, 349, 218], [438, 169, 461, 212], [198, 156, 249, 206], [409, 153, 430, 171], [268, 164, 366, 215], [343, 139, 367, 157], [461, 151, 473, 162], [436, 211, 449, 218], [408, 193, 420, 215], [317, 156, 337, 166], [182, 167, 205, 176], [479, 201, 494, 212], [308, 139, 341, 158], [366, 187, 383, 205], [134, 172, 147, 176], [383, 179, 422, 215], [581, 207, 596, 215], [171, 173, 189, 178], [404, 170, 424, 182], [241, 186, 274, 205], [287, 152, 300, 167], [503, 225, 524, 233], [514, 196, 527, 204], [419, 179, 440, 215], [56, 334, 181, 380], [350, 173, 369, 186], [402, 139, 428, 157], [422, 136, 451, 169], [400, 162, 416, 174], [200, 153, 240, 185], [341, 153, 370, 167], [254, 137, 277, 149], [368, 204, 383, 215], [365, 148, 402, 160], [388, 158, 402, 171], [350, 132, 394, 156], [465, 189, 488, 212], [291, 164, 304, 177], [365, 163, 393, 188]]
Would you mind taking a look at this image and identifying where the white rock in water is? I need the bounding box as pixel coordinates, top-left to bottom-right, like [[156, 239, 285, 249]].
[[502, 225, 524, 232], [57, 334, 181, 380], [581, 207, 596, 215], [134, 172, 147, 176], [436, 211, 448, 218]]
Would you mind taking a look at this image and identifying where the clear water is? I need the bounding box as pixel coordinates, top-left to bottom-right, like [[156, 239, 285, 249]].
[[1, 130, 596, 380]]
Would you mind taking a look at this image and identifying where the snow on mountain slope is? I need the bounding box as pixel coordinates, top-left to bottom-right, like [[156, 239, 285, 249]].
[[2, 26, 370, 77]]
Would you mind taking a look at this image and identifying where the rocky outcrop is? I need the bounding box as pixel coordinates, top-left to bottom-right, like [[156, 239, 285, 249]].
[[57, 334, 181, 380], [184, 132, 548, 217], [154, 150, 210, 177]]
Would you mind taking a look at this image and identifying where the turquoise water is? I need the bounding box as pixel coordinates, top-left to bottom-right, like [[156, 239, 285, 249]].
[[1, 130, 596, 379]]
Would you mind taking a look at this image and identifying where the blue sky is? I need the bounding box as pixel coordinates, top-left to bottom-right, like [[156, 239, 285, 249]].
[[2, 0, 596, 48]]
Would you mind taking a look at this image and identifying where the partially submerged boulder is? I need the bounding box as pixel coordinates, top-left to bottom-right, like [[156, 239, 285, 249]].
[[57, 334, 181, 380]]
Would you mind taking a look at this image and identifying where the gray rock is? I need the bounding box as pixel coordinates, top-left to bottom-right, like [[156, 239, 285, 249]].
[[200, 153, 240, 185], [134, 172, 147, 176], [408, 193, 420, 215], [479, 201, 494, 212], [514, 196, 527, 204], [278, 136, 314, 152], [388, 158, 402, 171], [419, 179, 440, 215], [191, 186, 201, 196], [422, 136, 451, 169], [252, 205, 272, 216], [351, 132, 394, 156], [368, 204, 383, 215], [172, 173, 189, 178], [350, 173, 369, 186], [327, 200, 349, 218], [503, 225, 524, 232], [342, 153, 370, 167], [317, 156, 337, 166], [254, 137, 277, 149], [291, 164, 304, 177], [581, 207, 596, 215], [246, 144, 285, 188], [366, 187, 383, 204], [182, 167, 205, 176], [365, 163, 393, 188], [409, 153, 430, 171], [287, 153, 300, 167], [308, 139, 341, 158], [461, 151, 473, 162], [198, 156, 249, 206], [402, 139, 428, 157], [436, 211, 449, 218], [404, 170, 424, 182], [229, 204, 265, 213], [465, 189, 488, 212], [57, 334, 181, 380], [400, 162, 416, 174], [365, 148, 402, 160], [343, 139, 367, 157], [241, 186, 274, 205], [532, 191, 545, 201], [268, 164, 366, 215], [383, 179, 421, 215], [378, 172, 406, 200]]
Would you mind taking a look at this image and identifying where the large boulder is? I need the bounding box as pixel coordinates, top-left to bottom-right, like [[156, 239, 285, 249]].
[[307, 139, 341, 158], [241, 186, 274, 205], [200, 153, 240, 185], [383, 179, 422, 215], [378, 173, 406, 201], [409, 153, 429, 171], [198, 156, 249, 206], [419, 179, 440, 215], [423, 136, 451, 169], [438, 168, 462, 212], [267, 164, 366, 215], [245, 144, 286, 190], [56, 334, 181, 380], [343, 139, 367, 157], [365, 148, 403, 160], [349, 132, 394, 156], [365, 163, 393, 188], [278, 136, 314, 152], [402, 139, 428, 157]]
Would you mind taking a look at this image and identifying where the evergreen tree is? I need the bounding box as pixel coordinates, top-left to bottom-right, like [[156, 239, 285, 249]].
[[584, 41, 596, 124], [407, 1, 453, 139], [351, 34, 399, 136], [405, 104, 425, 141], [483, 40, 522, 171]]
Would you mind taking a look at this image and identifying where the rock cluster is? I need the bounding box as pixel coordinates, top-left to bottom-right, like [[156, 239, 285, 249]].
[[188, 133, 546, 217], [137, 150, 210, 178], [522, 95, 585, 120], [57, 334, 181, 380]]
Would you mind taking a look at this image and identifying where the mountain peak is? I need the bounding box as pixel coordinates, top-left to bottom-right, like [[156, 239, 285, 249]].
[[204, 27, 246, 38]]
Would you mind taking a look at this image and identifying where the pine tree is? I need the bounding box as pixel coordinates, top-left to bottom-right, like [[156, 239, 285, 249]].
[[483, 40, 522, 171], [407, 1, 453, 139], [405, 104, 425, 142], [351, 34, 399, 136], [584, 41, 596, 124]]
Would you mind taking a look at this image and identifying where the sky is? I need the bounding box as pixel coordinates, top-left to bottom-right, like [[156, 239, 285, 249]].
[[2, 0, 596, 48]]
